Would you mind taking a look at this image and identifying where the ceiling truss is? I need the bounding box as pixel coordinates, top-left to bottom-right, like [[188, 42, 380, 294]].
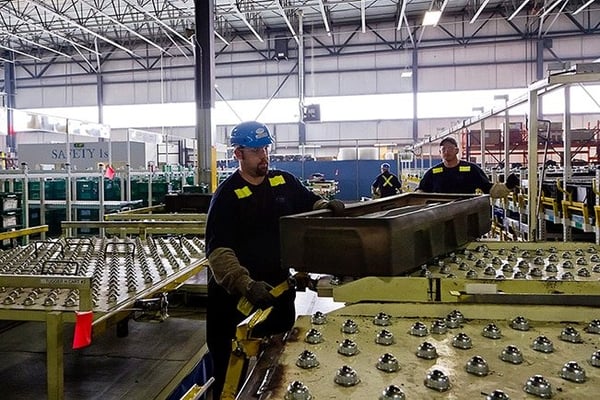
[[0, 0, 596, 70]]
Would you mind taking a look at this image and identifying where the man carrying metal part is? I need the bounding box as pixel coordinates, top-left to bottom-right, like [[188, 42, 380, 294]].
[[205, 121, 344, 399], [416, 137, 519, 196], [371, 162, 403, 198]]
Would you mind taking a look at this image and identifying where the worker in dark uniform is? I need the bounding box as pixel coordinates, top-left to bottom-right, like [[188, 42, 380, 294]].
[[416, 136, 519, 195], [371, 162, 402, 198], [205, 121, 344, 399]]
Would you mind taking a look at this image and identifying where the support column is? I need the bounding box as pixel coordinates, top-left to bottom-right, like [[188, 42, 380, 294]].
[[503, 101, 510, 180], [298, 10, 305, 146], [97, 73, 104, 124], [528, 89, 539, 241], [4, 51, 16, 154], [411, 49, 418, 142], [480, 119, 486, 168], [563, 85, 572, 243], [563, 85, 572, 181], [194, 0, 215, 189]]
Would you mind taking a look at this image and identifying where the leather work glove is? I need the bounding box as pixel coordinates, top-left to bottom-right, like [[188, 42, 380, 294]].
[[292, 272, 318, 292], [505, 173, 520, 190], [245, 281, 275, 309], [313, 199, 345, 215], [325, 199, 345, 214]]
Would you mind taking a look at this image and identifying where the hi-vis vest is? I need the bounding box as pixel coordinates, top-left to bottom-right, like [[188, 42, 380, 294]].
[[382, 175, 395, 187], [234, 174, 286, 199], [433, 165, 471, 174]]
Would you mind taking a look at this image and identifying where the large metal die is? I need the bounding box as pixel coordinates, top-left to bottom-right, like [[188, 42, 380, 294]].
[[280, 193, 491, 277]]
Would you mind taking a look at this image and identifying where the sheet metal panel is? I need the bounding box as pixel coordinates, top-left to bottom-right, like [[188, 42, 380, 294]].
[[280, 193, 491, 277]]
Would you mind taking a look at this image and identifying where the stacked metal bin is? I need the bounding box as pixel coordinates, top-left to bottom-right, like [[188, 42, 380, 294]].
[[0, 193, 22, 248], [131, 177, 170, 207], [76, 178, 122, 201], [0, 193, 22, 231]]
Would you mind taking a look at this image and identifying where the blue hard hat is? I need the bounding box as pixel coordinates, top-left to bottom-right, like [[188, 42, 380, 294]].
[[381, 163, 390, 169], [230, 121, 273, 148]]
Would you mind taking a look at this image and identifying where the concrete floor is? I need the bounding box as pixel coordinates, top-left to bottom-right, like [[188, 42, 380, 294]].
[[0, 317, 207, 400]]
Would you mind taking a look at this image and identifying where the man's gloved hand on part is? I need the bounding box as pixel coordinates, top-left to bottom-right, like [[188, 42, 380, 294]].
[[245, 281, 275, 309], [505, 173, 520, 190], [326, 199, 345, 214], [292, 272, 318, 292], [313, 199, 345, 215]]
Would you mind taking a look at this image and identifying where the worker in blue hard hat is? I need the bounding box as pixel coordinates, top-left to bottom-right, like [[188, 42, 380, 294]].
[[204, 121, 344, 399], [371, 162, 402, 198]]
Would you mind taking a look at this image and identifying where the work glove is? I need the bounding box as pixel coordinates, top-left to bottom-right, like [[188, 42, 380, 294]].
[[325, 199, 345, 214], [245, 281, 275, 309], [292, 272, 318, 292], [505, 173, 520, 190], [313, 199, 345, 215]]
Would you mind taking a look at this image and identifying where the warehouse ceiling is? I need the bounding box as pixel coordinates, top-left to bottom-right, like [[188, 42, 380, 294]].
[[0, 0, 598, 63]]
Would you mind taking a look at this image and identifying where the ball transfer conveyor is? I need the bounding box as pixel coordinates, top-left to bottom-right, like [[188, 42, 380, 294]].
[[0, 236, 208, 400], [234, 194, 600, 400]]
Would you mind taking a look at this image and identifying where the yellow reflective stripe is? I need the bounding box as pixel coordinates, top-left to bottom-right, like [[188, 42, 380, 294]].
[[382, 175, 394, 187], [234, 186, 252, 199], [459, 166, 471, 172], [269, 175, 286, 187], [432, 167, 443, 174]]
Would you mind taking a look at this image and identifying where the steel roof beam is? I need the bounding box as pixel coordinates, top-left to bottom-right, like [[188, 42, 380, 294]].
[[0, 29, 72, 58], [122, 0, 191, 57], [229, 0, 265, 42], [275, 0, 299, 44], [0, 42, 42, 61], [25, 0, 139, 58], [1, 3, 101, 56], [80, 0, 172, 56]]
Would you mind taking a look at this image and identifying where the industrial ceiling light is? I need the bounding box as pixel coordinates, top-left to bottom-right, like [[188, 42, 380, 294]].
[[422, 0, 449, 27], [318, 0, 331, 35], [572, 0, 595, 15], [422, 10, 442, 26], [540, 0, 565, 18], [470, 0, 491, 23], [361, 0, 366, 33], [396, 0, 408, 30], [508, 0, 530, 20], [275, 0, 299, 44], [401, 69, 413, 78], [215, 31, 230, 45]]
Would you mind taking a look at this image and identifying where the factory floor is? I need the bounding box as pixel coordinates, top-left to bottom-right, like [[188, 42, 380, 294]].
[[0, 317, 207, 400]]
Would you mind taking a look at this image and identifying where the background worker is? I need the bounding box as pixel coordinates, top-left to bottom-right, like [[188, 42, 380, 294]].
[[416, 137, 519, 196], [371, 162, 403, 198], [204, 121, 344, 399]]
